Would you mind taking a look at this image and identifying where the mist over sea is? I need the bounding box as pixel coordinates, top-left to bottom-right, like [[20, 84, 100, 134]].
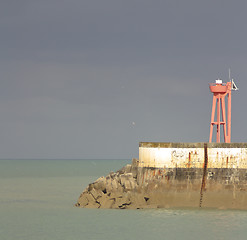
[[0, 159, 247, 240]]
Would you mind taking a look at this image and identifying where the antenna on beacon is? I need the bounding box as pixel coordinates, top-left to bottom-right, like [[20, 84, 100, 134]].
[[229, 68, 239, 91]]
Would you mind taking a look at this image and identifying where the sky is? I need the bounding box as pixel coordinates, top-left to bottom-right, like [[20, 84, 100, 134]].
[[0, 0, 247, 159]]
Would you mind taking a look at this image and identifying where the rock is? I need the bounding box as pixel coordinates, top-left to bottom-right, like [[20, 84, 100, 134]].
[[105, 178, 113, 193], [120, 175, 131, 190], [110, 172, 117, 179], [129, 177, 137, 189], [77, 192, 95, 207], [85, 201, 100, 208], [111, 178, 123, 192], [93, 176, 107, 191], [131, 159, 139, 179], [90, 188, 103, 200], [118, 164, 132, 174], [77, 194, 89, 207], [98, 195, 115, 209], [132, 158, 139, 168], [119, 173, 137, 191], [112, 195, 131, 209]]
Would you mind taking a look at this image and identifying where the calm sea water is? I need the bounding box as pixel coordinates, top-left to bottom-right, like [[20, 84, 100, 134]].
[[0, 159, 247, 240]]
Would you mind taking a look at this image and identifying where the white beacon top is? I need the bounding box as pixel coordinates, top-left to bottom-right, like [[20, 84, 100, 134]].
[[215, 79, 222, 84]]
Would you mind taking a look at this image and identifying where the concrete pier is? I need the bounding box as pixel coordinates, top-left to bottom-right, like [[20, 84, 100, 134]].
[[76, 142, 247, 209]]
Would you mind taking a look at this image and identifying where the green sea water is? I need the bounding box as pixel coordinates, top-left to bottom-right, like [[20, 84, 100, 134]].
[[0, 159, 247, 240]]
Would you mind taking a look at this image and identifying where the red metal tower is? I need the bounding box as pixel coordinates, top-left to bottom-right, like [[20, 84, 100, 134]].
[[209, 76, 238, 143]]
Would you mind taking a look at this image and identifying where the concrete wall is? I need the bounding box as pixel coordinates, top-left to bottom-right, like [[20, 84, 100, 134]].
[[139, 142, 247, 169]]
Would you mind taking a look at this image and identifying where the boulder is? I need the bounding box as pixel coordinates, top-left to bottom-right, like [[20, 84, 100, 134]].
[[90, 188, 103, 200], [93, 176, 107, 191], [111, 195, 131, 209], [111, 178, 123, 192], [97, 194, 114, 209], [77, 194, 89, 207], [77, 192, 95, 207], [118, 164, 132, 174], [85, 201, 100, 208]]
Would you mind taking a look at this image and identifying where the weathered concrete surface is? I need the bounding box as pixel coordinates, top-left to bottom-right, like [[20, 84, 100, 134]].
[[139, 142, 247, 168], [75, 143, 247, 210]]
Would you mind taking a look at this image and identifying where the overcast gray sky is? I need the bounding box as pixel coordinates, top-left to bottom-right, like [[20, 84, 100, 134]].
[[1, 0, 246, 159]]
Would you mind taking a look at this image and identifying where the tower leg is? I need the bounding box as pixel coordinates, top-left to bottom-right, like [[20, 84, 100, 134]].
[[227, 92, 231, 143], [217, 97, 221, 143], [209, 95, 216, 143], [221, 96, 227, 142]]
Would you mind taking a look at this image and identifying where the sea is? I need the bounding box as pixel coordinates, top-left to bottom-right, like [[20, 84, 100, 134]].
[[0, 159, 247, 240]]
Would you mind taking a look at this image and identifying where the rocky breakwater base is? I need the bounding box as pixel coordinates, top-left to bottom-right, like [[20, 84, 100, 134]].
[[75, 159, 151, 209], [75, 142, 247, 210]]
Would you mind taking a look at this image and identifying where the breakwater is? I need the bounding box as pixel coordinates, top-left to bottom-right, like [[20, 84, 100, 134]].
[[75, 142, 247, 209]]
